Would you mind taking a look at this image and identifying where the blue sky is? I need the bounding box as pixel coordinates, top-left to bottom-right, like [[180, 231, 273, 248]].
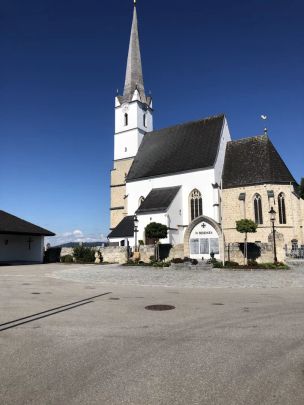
[[1, 0, 303, 245]]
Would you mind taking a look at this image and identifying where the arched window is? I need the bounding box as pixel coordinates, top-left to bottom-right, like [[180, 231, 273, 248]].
[[138, 196, 145, 208], [278, 192, 286, 224], [143, 114, 147, 127], [124, 113, 128, 126], [254, 194, 263, 224], [190, 189, 203, 221]]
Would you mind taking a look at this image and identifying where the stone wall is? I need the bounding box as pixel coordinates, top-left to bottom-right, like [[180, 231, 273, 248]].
[[168, 244, 185, 260], [222, 183, 304, 249], [225, 241, 284, 264], [60, 246, 128, 265], [139, 245, 155, 262], [60, 247, 74, 256], [110, 158, 134, 229], [100, 246, 128, 264]]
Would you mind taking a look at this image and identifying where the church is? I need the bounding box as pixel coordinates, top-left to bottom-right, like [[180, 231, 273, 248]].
[[108, 3, 304, 263]]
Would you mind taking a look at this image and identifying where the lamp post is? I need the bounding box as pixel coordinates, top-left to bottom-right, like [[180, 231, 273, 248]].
[[134, 215, 139, 252], [269, 207, 278, 264]]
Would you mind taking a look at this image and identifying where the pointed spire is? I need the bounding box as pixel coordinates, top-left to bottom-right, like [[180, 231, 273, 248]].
[[123, 3, 147, 103]]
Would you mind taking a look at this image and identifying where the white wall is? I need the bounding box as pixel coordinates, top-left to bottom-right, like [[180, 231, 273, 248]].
[[114, 97, 153, 161], [214, 117, 231, 185], [0, 235, 44, 263], [114, 129, 145, 161], [127, 168, 218, 228]]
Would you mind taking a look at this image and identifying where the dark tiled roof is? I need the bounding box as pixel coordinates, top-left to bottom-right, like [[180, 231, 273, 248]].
[[222, 135, 296, 189], [0, 210, 55, 236], [108, 216, 134, 239], [136, 186, 181, 214], [127, 114, 225, 181]]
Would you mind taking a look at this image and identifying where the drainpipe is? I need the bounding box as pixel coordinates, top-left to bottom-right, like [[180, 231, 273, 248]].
[[219, 179, 225, 265], [289, 182, 297, 241]]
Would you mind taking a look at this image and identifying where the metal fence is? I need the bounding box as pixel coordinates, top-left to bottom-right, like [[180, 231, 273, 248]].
[[285, 246, 304, 259]]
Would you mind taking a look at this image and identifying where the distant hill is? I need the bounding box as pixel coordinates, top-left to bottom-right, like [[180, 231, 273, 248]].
[[53, 242, 108, 248]]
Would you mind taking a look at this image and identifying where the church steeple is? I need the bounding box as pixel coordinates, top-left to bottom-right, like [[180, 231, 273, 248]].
[[113, 1, 153, 161], [120, 2, 150, 105]]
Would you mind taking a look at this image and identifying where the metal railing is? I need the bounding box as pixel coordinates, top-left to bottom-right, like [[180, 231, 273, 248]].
[[285, 246, 304, 259]]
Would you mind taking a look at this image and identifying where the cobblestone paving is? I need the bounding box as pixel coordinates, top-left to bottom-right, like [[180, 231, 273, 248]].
[[47, 263, 304, 288]]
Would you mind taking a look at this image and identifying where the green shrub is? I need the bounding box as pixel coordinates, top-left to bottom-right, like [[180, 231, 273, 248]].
[[258, 262, 289, 270], [138, 240, 144, 246], [152, 262, 170, 268], [212, 260, 223, 268], [247, 260, 258, 267], [171, 258, 184, 264], [61, 254, 73, 263], [225, 261, 239, 267], [73, 246, 95, 263], [149, 255, 156, 264], [191, 259, 198, 265]]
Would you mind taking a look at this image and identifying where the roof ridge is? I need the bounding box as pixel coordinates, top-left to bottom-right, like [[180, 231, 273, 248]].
[[150, 186, 181, 191], [228, 134, 268, 145], [149, 114, 225, 136]]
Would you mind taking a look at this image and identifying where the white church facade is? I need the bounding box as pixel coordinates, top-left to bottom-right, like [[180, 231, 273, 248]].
[[108, 4, 304, 263]]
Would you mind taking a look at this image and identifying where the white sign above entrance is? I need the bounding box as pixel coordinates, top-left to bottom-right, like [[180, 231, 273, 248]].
[[190, 222, 218, 239]]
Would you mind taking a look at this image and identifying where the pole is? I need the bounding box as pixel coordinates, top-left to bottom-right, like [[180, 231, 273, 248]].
[[272, 221, 278, 263], [134, 227, 138, 252]]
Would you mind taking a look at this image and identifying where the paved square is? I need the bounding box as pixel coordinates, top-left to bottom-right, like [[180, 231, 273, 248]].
[[1, 264, 304, 405]]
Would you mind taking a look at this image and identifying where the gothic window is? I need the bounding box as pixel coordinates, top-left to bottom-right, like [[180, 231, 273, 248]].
[[254, 194, 263, 224], [138, 196, 145, 208], [190, 189, 203, 221], [278, 192, 286, 224], [143, 114, 147, 127], [124, 113, 128, 126]]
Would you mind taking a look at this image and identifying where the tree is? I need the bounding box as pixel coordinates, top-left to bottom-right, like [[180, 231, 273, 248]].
[[73, 245, 96, 263], [145, 222, 168, 240], [236, 219, 257, 264], [298, 178, 304, 200], [145, 222, 168, 261]]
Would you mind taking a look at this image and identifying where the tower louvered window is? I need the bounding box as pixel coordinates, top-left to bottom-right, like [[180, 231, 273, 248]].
[[190, 189, 203, 221], [254, 194, 263, 225], [124, 113, 128, 126], [278, 193, 286, 224]]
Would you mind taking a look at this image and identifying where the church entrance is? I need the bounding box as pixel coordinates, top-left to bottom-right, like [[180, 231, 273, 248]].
[[189, 221, 220, 260]]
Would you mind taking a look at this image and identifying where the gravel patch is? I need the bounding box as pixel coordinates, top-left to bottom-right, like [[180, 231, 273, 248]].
[[47, 264, 304, 289]]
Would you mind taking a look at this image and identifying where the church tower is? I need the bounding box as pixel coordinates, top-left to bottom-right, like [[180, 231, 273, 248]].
[[110, 2, 153, 229]]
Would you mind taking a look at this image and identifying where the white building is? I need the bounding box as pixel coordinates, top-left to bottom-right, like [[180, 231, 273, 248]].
[[108, 4, 230, 259], [0, 210, 55, 264], [108, 3, 303, 262]]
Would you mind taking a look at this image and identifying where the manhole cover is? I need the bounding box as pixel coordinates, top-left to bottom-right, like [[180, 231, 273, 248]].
[[31, 292, 41, 295], [212, 303, 224, 306], [145, 305, 175, 311], [109, 298, 120, 301]]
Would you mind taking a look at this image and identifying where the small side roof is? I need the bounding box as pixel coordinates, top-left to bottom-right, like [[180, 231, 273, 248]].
[[108, 216, 134, 239], [0, 210, 55, 236], [222, 135, 296, 189], [136, 186, 181, 214]]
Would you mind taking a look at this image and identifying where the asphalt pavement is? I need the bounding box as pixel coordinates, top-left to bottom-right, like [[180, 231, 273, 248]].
[[1, 264, 304, 405]]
